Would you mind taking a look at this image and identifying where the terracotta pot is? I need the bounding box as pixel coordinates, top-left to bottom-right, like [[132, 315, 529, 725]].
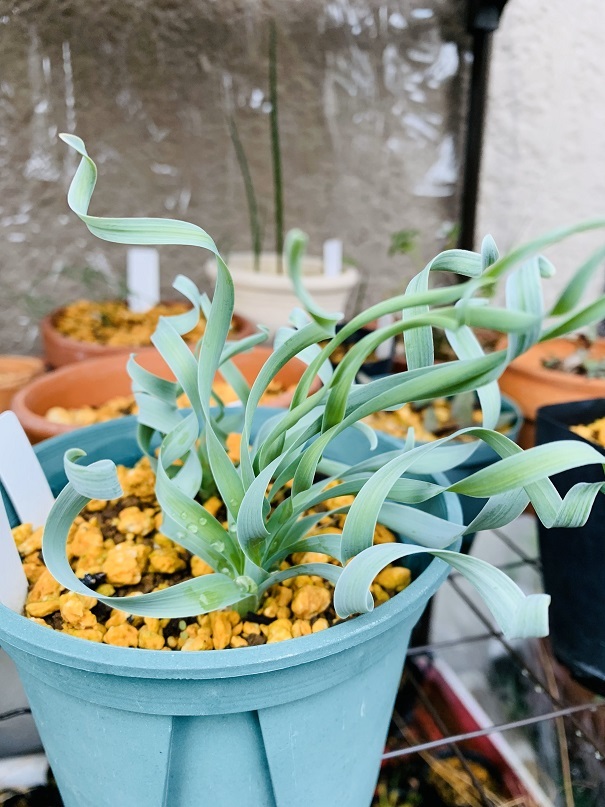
[[40, 304, 256, 368], [498, 337, 605, 448], [0, 356, 45, 412], [12, 346, 321, 443]]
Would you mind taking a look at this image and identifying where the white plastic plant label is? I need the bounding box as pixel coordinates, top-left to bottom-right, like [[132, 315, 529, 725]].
[[0, 412, 54, 526], [0, 412, 54, 610], [375, 314, 395, 360], [323, 239, 343, 277], [127, 247, 160, 312]]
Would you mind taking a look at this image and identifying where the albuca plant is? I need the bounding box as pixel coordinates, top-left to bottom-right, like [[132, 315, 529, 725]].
[[42, 135, 605, 642]]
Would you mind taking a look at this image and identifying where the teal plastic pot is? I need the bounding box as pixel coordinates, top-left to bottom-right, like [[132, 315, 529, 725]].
[[0, 412, 461, 807]]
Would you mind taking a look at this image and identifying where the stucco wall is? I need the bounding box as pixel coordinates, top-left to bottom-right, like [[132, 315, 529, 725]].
[[477, 0, 605, 311], [2, 1, 604, 354], [0, 0, 469, 353]]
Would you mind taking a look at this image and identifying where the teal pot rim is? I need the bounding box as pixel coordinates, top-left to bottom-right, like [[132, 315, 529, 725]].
[[0, 412, 461, 681]]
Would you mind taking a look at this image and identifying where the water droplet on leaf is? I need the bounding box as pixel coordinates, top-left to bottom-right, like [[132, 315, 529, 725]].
[[235, 575, 257, 594]]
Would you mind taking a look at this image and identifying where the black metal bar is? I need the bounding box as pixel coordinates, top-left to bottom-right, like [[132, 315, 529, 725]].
[[407, 630, 497, 657], [458, 1, 509, 250], [0, 708, 31, 722], [492, 525, 541, 567]]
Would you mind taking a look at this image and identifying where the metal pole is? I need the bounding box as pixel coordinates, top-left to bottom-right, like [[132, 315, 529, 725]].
[[458, 1, 509, 251]]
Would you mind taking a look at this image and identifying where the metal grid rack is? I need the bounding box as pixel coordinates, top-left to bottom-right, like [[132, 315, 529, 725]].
[[381, 518, 605, 807], [1, 519, 604, 806]]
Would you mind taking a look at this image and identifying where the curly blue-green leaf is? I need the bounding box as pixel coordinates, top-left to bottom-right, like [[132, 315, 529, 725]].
[[64, 449, 122, 500], [334, 544, 550, 640]]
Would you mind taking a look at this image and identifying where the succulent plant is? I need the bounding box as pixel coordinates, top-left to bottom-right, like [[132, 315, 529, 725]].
[[542, 332, 605, 378], [42, 135, 605, 642]]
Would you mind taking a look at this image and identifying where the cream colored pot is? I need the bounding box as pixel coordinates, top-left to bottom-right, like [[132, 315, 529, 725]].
[[206, 252, 359, 337]]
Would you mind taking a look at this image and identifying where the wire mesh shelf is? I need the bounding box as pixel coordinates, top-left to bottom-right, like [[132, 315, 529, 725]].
[[379, 517, 605, 807]]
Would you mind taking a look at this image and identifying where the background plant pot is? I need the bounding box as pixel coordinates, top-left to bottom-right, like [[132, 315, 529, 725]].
[[41, 304, 256, 368], [206, 252, 359, 338], [0, 357, 45, 413], [0, 414, 460, 807], [498, 338, 605, 448], [13, 345, 320, 444], [535, 398, 605, 695], [334, 321, 395, 378]]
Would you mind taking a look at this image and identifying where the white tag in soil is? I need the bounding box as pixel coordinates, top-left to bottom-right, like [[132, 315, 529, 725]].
[[0, 412, 54, 611], [0, 412, 54, 524], [375, 314, 395, 360], [127, 247, 160, 312], [322, 239, 343, 277]]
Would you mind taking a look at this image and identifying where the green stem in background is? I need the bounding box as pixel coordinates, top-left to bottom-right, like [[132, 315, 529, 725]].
[[228, 115, 263, 271], [269, 19, 284, 274]]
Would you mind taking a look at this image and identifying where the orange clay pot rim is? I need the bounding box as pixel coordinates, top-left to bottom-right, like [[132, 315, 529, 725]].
[[12, 346, 320, 438], [0, 356, 45, 388], [12, 348, 161, 437], [43, 302, 248, 349]]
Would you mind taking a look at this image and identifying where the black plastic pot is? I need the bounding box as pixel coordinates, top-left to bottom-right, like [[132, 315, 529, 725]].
[[535, 398, 605, 694]]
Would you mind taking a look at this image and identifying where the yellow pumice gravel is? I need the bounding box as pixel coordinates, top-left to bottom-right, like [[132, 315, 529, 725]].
[[14, 457, 411, 651], [53, 299, 216, 347], [570, 417, 605, 448]]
